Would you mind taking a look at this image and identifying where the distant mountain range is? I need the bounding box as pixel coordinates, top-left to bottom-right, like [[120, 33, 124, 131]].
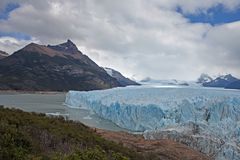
[[104, 67, 139, 86], [140, 77, 190, 86], [140, 74, 240, 89], [1, 41, 238, 91], [198, 74, 240, 89], [0, 40, 138, 91]]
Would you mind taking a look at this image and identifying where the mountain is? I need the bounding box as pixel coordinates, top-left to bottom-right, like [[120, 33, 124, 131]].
[[47, 39, 80, 54], [0, 50, 8, 59], [104, 67, 139, 86], [203, 74, 239, 88], [140, 77, 190, 86], [196, 73, 212, 84], [0, 40, 121, 91], [140, 77, 152, 82], [225, 80, 240, 89]]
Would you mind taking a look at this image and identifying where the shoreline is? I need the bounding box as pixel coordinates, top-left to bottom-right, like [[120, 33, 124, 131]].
[[0, 90, 67, 95]]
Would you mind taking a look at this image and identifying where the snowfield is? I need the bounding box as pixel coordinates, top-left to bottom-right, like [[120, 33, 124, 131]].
[[65, 86, 240, 160]]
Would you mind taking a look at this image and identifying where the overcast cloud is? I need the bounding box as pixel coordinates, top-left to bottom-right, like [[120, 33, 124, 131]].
[[0, 0, 240, 80]]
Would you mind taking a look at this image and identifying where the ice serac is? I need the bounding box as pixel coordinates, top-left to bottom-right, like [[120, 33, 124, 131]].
[[65, 87, 240, 160]]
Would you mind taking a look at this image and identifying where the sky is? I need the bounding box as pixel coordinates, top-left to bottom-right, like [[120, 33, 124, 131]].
[[0, 0, 240, 81]]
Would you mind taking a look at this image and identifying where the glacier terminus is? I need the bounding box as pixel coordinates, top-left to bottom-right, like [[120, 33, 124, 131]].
[[65, 86, 240, 160]]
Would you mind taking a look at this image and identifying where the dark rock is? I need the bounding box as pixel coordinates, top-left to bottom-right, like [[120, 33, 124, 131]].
[[0, 50, 8, 59], [47, 39, 80, 54], [0, 40, 121, 91], [225, 80, 240, 89]]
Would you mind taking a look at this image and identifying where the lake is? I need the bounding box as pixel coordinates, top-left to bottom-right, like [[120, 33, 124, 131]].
[[0, 92, 127, 131]]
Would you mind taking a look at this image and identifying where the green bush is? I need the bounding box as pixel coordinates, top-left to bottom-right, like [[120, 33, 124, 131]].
[[0, 107, 141, 160]]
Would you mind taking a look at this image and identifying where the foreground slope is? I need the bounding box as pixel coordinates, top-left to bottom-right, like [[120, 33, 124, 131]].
[[97, 129, 210, 160], [0, 107, 209, 160], [0, 107, 140, 160], [0, 40, 120, 91]]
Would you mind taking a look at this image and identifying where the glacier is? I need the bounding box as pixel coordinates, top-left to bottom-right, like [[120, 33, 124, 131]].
[[65, 86, 240, 159]]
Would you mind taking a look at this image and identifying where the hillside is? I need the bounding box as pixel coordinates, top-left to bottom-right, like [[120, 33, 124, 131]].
[[0, 40, 120, 91], [0, 50, 8, 59], [225, 80, 240, 89], [0, 107, 141, 160], [201, 74, 240, 89], [97, 129, 210, 160], [0, 107, 209, 160]]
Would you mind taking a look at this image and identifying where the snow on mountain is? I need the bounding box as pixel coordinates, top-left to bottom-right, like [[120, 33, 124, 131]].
[[197, 73, 213, 84], [103, 67, 139, 86], [65, 87, 240, 160], [140, 78, 190, 87], [104, 67, 113, 76], [203, 74, 239, 89]]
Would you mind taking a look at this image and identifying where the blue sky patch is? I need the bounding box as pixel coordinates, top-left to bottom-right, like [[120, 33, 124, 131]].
[[0, 3, 20, 20], [177, 4, 240, 25], [0, 32, 31, 40]]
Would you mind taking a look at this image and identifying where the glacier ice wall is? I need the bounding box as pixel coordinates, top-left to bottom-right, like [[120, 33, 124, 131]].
[[65, 87, 240, 159], [65, 87, 240, 131]]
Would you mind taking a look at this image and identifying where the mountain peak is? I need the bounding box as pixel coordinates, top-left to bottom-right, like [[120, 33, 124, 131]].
[[47, 39, 81, 54], [22, 43, 43, 51], [67, 39, 74, 44], [218, 74, 236, 81], [221, 74, 232, 78], [202, 73, 239, 88]]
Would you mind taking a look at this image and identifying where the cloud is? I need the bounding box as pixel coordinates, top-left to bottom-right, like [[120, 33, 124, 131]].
[[0, 0, 239, 80], [0, 2, 20, 20], [154, 0, 240, 14], [0, 36, 39, 54]]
